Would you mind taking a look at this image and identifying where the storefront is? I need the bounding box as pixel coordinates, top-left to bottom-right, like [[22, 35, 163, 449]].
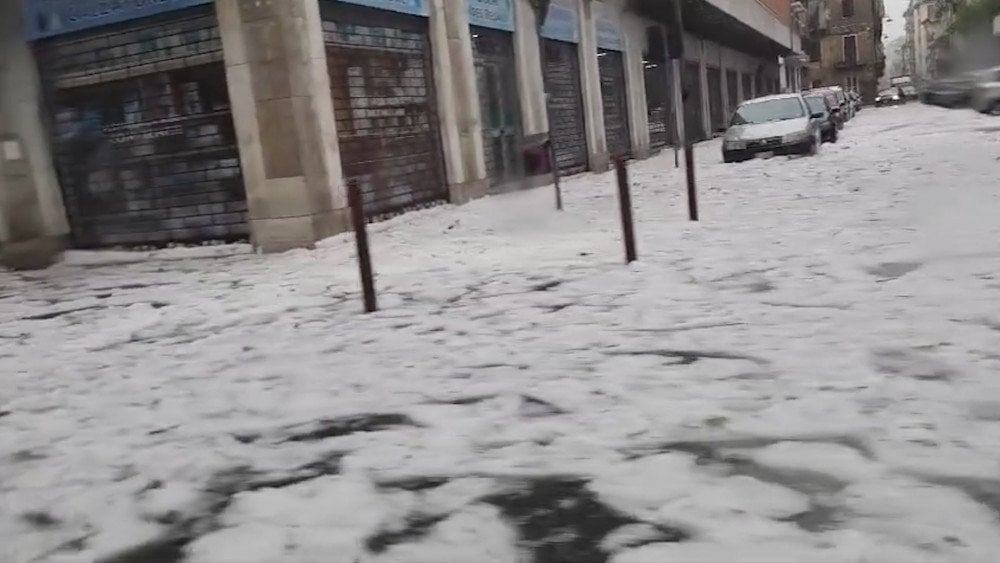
[[643, 27, 671, 149], [707, 65, 724, 134], [726, 69, 739, 112], [28, 0, 247, 248], [541, 0, 588, 175], [683, 60, 704, 142], [469, 0, 523, 187], [742, 72, 754, 100], [320, 0, 447, 217], [594, 2, 631, 159]]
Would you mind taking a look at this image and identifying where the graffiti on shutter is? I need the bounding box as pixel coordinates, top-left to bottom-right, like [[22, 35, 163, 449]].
[[543, 39, 588, 175], [36, 7, 247, 248], [322, 3, 447, 217], [598, 49, 630, 158]]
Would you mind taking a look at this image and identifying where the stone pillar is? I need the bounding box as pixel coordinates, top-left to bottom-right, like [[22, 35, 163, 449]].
[[779, 56, 788, 92], [623, 12, 650, 159], [429, 0, 488, 204], [0, 0, 68, 269], [720, 51, 730, 121], [513, 0, 548, 136], [699, 40, 711, 138], [216, 0, 347, 253], [577, 0, 609, 171]]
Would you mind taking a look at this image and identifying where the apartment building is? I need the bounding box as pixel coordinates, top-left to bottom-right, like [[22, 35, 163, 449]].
[[803, 0, 886, 101], [1, 0, 802, 265]]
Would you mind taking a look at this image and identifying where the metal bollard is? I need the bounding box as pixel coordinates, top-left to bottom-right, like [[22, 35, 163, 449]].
[[347, 179, 377, 313], [547, 140, 563, 211], [615, 157, 637, 263]]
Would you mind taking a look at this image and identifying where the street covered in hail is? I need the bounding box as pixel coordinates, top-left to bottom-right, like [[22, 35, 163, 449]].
[[3, 104, 1000, 563]]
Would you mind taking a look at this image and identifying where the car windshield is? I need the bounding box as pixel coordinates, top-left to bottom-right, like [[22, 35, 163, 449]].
[[805, 97, 827, 114], [732, 98, 805, 125], [879, 89, 897, 97]]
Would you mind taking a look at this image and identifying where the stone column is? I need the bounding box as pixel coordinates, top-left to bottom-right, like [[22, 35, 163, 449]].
[[216, 0, 347, 253], [513, 0, 548, 136], [577, 0, 609, 171], [429, 0, 488, 204], [0, 0, 68, 269], [699, 40, 711, 138], [623, 12, 650, 159]]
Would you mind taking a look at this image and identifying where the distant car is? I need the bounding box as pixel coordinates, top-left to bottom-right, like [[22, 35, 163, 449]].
[[849, 91, 863, 112], [875, 88, 905, 107], [722, 94, 823, 163], [921, 75, 975, 108], [810, 86, 852, 121], [969, 66, 1000, 115], [804, 93, 839, 143]]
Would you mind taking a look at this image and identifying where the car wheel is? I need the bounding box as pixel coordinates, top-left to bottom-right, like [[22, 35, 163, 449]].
[[988, 100, 1000, 116]]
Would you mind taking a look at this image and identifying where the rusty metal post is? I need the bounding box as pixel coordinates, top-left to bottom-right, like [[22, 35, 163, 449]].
[[684, 143, 698, 221], [347, 180, 377, 313], [615, 158, 637, 263]]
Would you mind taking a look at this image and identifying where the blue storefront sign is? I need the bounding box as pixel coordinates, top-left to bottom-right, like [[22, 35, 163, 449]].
[[467, 0, 514, 32], [593, 1, 623, 51], [336, 0, 427, 17], [540, 0, 578, 43], [24, 0, 213, 40]]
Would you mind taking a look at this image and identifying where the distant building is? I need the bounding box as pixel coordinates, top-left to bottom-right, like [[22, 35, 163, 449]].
[[802, 0, 887, 102]]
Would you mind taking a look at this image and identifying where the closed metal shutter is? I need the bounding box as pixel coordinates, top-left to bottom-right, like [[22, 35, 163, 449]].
[[543, 39, 588, 175], [726, 69, 739, 113], [707, 66, 723, 134], [35, 7, 247, 248], [683, 61, 704, 142], [598, 49, 631, 158], [472, 27, 523, 187], [321, 3, 447, 217], [644, 62, 670, 149]]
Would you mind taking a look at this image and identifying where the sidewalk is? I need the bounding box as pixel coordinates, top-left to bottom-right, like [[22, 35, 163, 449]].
[[3, 104, 1000, 563]]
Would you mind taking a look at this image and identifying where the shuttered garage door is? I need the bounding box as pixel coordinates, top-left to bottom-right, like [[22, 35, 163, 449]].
[[543, 40, 588, 175], [683, 61, 704, 142], [598, 49, 631, 159], [707, 66, 724, 134], [321, 2, 447, 217], [36, 7, 247, 248]]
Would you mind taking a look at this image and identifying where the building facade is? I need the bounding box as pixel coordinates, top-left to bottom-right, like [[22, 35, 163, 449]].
[[803, 0, 886, 101], [0, 0, 802, 266], [904, 0, 960, 80]]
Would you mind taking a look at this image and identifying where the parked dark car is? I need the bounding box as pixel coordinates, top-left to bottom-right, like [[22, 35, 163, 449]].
[[875, 88, 905, 107], [808, 87, 851, 121], [805, 93, 839, 143], [921, 76, 975, 108]]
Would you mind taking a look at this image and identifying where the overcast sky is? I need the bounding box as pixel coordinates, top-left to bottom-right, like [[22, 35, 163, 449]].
[[883, 0, 909, 39]]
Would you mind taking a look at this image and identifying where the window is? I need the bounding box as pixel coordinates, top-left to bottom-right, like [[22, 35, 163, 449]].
[[843, 35, 858, 65], [842, 0, 854, 18]]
